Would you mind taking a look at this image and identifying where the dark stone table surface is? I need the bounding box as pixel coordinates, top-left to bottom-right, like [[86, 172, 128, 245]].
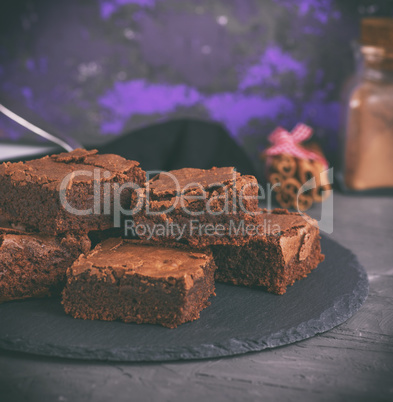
[[0, 193, 392, 402]]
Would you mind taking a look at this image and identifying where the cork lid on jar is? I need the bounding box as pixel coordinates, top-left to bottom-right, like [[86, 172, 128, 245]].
[[361, 18, 393, 69], [361, 18, 393, 50]]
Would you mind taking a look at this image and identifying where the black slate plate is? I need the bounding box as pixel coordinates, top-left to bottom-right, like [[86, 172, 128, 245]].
[[0, 236, 368, 362]]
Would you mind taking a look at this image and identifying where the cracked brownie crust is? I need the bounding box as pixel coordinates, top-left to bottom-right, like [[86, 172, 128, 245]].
[[62, 239, 217, 328], [131, 167, 259, 247]]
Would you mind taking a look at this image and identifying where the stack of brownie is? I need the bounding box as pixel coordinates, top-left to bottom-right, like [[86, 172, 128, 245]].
[[0, 149, 324, 329], [0, 149, 145, 303], [131, 168, 324, 295]]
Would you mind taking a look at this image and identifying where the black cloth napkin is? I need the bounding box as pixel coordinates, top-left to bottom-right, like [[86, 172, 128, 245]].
[[99, 119, 257, 177]]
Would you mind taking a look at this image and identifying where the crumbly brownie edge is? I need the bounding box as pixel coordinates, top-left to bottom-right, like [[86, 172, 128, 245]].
[[212, 234, 324, 295]]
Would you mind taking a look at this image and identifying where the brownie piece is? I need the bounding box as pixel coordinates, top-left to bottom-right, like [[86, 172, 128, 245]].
[[212, 209, 325, 295], [62, 238, 217, 328], [0, 149, 146, 235], [130, 167, 259, 247], [0, 227, 91, 303]]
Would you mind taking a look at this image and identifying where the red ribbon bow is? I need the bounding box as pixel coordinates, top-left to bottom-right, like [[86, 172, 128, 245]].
[[264, 124, 328, 169]]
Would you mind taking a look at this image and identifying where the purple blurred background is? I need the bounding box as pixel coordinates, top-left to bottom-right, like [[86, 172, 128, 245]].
[[1, 0, 392, 164]]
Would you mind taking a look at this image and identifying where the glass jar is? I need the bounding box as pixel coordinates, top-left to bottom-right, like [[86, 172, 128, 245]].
[[341, 18, 393, 191]]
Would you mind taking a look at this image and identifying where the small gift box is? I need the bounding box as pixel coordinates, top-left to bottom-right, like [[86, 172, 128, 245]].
[[262, 124, 332, 211]]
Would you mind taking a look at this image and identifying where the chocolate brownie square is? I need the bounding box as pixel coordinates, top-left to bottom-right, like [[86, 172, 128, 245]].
[[212, 209, 325, 294], [0, 149, 145, 235], [130, 167, 259, 247], [62, 239, 217, 328], [0, 227, 91, 303]]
